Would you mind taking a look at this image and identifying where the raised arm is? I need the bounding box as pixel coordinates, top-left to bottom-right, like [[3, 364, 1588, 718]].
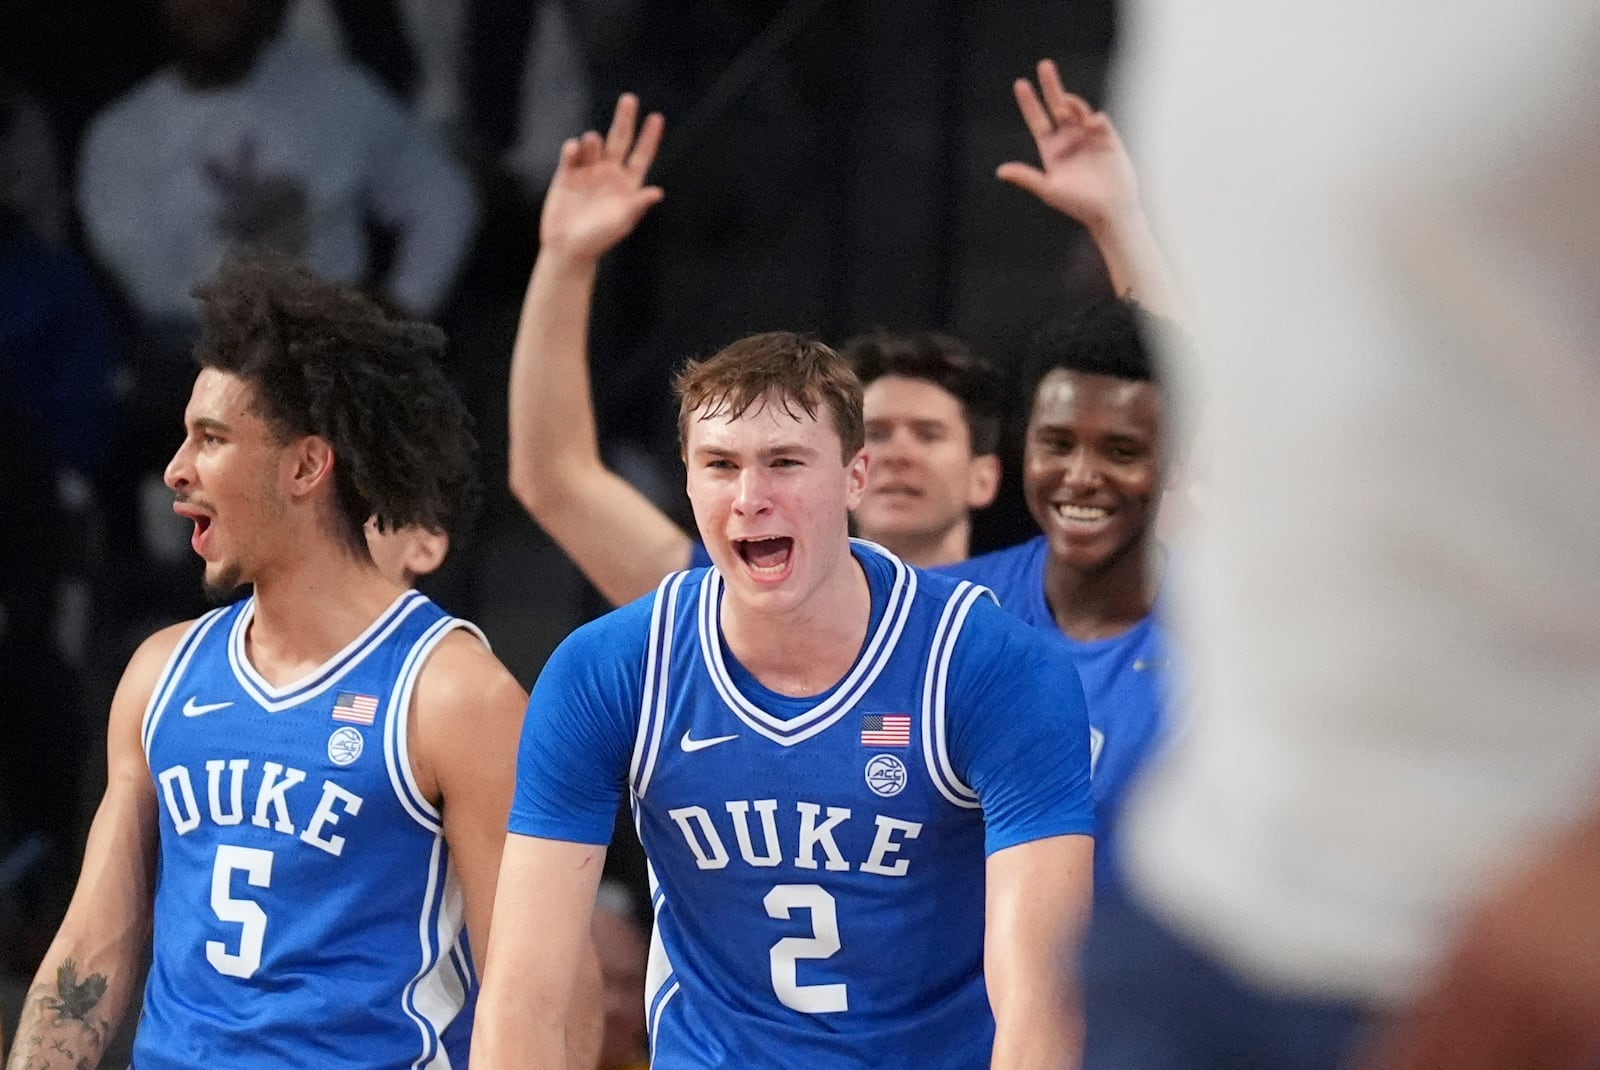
[[6, 624, 181, 1070], [997, 59, 1183, 318], [986, 834, 1095, 1070], [509, 93, 694, 606]]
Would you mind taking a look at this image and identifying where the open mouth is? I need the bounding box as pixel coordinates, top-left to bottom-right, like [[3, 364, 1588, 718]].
[[174, 501, 215, 551], [734, 536, 794, 578]]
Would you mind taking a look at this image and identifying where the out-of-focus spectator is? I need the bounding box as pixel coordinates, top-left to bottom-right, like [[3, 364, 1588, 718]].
[[77, 0, 478, 326]]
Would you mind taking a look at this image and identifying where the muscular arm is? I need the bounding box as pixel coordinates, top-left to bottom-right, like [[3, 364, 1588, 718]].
[[410, 631, 604, 1070], [471, 834, 608, 1070], [985, 834, 1095, 1070], [6, 625, 182, 1070], [997, 59, 1184, 318], [508, 93, 693, 606]]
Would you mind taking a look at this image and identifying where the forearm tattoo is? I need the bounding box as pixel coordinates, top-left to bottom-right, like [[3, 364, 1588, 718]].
[[7, 960, 112, 1070]]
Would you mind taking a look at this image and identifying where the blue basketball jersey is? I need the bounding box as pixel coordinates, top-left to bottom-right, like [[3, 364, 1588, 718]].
[[135, 589, 483, 1069], [942, 536, 1174, 871], [513, 540, 1094, 1070]]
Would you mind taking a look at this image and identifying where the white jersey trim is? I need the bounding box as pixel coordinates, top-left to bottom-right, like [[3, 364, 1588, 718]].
[[141, 606, 231, 760], [697, 539, 917, 747], [227, 589, 429, 711], [400, 834, 468, 1069], [631, 572, 689, 799], [921, 582, 992, 810], [385, 616, 487, 833]]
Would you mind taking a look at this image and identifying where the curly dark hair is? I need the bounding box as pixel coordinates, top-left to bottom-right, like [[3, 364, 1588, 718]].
[[839, 331, 1004, 456], [1022, 298, 1162, 401], [190, 251, 478, 556]]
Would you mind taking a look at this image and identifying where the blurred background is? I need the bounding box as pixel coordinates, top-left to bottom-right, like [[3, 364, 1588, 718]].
[[0, 0, 1127, 1049]]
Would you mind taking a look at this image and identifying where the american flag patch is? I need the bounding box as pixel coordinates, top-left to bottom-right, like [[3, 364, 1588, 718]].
[[331, 691, 379, 725], [861, 714, 911, 747]]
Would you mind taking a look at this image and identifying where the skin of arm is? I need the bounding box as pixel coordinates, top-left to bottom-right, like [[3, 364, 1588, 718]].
[[1351, 797, 1600, 1070], [997, 58, 1184, 319], [471, 834, 609, 1070], [985, 833, 1095, 1070], [5, 624, 183, 1070], [408, 632, 604, 1070], [508, 93, 693, 607]]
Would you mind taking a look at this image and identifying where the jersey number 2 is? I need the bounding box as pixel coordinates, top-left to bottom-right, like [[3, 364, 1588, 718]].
[[763, 884, 847, 1013], [207, 844, 274, 978]]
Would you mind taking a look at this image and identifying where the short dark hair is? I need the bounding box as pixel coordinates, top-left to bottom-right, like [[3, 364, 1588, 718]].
[[675, 331, 864, 461], [191, 251, 478, 556], [840, 331, 1003, 456], [1021, 298, 1168, 405]]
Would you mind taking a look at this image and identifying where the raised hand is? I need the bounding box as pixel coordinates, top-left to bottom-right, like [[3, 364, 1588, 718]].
[[996, 59, 1139, 230], [539, 93, 665, 263]]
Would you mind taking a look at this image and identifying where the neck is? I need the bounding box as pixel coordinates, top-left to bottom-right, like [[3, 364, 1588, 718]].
[[721, 551, 872, 697], [243, 540, 408, 685], [873, 517, 970, 569], [1043, 538, 1157, 642]]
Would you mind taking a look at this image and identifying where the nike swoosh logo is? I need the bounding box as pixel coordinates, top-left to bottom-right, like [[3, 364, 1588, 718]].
[[680, 730, 739, 753], [182, 698, 234, 718]]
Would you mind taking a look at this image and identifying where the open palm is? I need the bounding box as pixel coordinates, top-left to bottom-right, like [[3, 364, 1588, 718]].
[[997, 59, 1139, 228], [540, 94, 665, 261]]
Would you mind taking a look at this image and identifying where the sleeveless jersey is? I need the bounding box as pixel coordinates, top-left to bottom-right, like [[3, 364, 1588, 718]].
[[513, 540, 1095, 1069], [135, 589, 483, 1069], [942, 536, 1175, 872]]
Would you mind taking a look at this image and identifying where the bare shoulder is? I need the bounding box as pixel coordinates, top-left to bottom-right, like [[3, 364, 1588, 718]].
[[412, 628, 528, 724], [408, 628, 528, 798], [109, 619, 204, 726]]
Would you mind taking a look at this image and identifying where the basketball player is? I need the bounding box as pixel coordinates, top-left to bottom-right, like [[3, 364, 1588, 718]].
[[474, 332, 1096, 1069], [6, 254, 598, 1069], [944, 301, 1171, 872], [946, 59, 1183, 869], [507, 95, 1003, 604]]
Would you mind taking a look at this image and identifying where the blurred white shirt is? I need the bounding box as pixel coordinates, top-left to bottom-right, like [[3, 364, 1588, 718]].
[[1118, 0, 1600, 1004], [79, 35, 477, 319]]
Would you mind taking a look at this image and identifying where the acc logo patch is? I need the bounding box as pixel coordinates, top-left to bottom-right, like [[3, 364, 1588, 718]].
[[864, 753, 908, 798], [327, 726, 365, 766]]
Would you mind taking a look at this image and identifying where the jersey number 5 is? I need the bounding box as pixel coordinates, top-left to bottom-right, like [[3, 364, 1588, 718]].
[[763, 884, 847, 1013], [207, 844, 274, 978]]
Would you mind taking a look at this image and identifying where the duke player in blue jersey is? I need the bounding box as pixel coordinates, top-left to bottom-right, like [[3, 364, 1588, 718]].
[[945, 58, 1189, 873], [476, 333, 1096, 1069], [8, 253, 599, 1070], [943, 301, 1173, 872]]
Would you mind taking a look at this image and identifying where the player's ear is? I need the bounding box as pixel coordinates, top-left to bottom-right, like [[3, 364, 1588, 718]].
[[845, 448, 869, 511], [286, 434, 336, 499], [966, 453, 1001, 510], [403, 529, 450, 580]]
